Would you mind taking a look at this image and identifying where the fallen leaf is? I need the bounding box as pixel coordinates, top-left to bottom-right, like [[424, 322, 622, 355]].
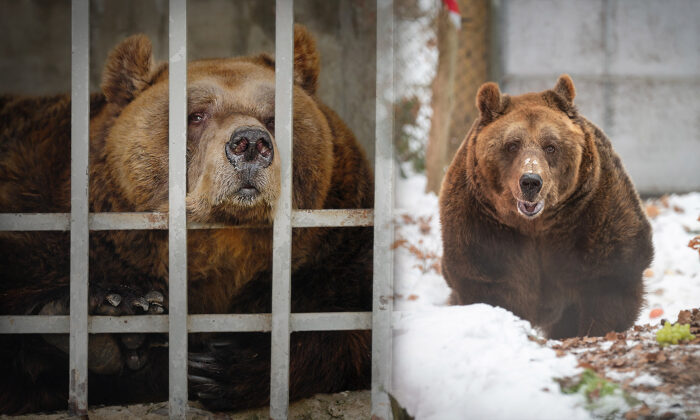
[[676, 309, 692, 325], [419, 221, 431, 235], [650, 308, 664, 319], [401, 214, 415, 224], [643, 268, 654, 278], [646, 204, 660, 218], [407, 294, 419, 301], [605, 331, 618, 341]]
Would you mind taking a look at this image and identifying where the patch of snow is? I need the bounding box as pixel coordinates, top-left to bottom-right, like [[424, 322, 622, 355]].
[[629, 373, 663, 387], [640, 193, 700, 325], [392, 305, 591, 420], [598, 341, 614, 351], [586, 388, 635, 419], [605, 370, 637, 382]]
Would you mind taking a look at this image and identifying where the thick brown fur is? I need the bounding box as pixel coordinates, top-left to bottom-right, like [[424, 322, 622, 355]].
[[0, 25, 373, 413], [439, 75, 653, 339]]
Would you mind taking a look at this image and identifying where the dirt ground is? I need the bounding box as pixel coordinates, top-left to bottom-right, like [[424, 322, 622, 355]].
[[0, 390, 370, 420]]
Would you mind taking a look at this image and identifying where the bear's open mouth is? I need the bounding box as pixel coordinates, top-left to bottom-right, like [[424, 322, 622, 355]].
[[236, 184, 259, 198], [517, 199, 544, 218]]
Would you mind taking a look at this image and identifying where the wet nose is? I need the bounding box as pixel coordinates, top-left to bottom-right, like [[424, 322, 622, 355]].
[[225, 128, 274, 168], [519, 173, 543, 196]]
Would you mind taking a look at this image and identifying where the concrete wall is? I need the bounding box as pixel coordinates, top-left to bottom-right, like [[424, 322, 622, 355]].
[[497, 0, 699, 194], [0, 0, 377, 164]]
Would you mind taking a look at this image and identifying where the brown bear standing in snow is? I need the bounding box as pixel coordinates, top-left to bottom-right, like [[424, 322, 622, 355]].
[[439, 75, 653, 339], [0, 26, 372, 413]]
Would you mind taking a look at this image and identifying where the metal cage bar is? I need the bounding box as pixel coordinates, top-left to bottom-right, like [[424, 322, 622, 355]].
[[0, 312, 372, 334], [68, 0, 90, 415], [0, 209, 373, 231], [168, 0, 189, 417], [270, 0, 294, 418], [372, 0, 395, 418]]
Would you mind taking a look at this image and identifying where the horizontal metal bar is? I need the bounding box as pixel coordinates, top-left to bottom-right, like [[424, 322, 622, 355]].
[[0, 210, 374, 231], [0, 312, 373, 334], [292, 209, 373, 227], [291, 312, 371, 331], [0, 315, 70, 333], [91, 212, 167, 230], [0, 213, 70, 231], [91, 315, 168, 333], [188, 314, 271, 332]]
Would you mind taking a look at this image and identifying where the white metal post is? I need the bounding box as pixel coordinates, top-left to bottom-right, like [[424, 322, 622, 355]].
[[271, 0, 294, 418], [68, 0, 90, 415], [168, 0, 189, 418], [372, 0, 395, 418]]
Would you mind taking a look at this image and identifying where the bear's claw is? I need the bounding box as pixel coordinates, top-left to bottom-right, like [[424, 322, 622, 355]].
[[87, 286, 168, 371], [187, 337, 270, 410], [105, 293, 122, 307], [94, 288, 166, 316]]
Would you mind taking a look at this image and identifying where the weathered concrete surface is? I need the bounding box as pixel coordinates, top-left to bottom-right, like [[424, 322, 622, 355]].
[[0, 390, 370, 420]]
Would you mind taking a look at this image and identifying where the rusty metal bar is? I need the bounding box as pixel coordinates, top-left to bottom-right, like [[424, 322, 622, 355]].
[[68, 0, 90, 415], [168, 0, 188, 417], [270, 0, 294, 417]]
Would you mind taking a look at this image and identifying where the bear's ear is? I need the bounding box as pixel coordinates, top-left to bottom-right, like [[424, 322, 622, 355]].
[[476, 82, 506, 122], [553, 74, 576, 103], [101, 35, 158, 107], [293, 24, 320, 94]]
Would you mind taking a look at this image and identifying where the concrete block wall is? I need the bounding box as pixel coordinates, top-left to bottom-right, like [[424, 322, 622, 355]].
[[498, 0, 699, 194]]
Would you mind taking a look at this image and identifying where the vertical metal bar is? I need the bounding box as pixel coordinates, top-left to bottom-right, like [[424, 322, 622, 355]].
[[270, 0, 294, 418], [68, 0, 90, 415], [372, 0, 394, 418], [168, 0, 188, 418]]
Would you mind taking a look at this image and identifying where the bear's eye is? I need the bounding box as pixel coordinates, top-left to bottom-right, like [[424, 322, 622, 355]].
[[506, 142, 520, 153], [188, 112, 208, 125], [544, 145, 556, 154]]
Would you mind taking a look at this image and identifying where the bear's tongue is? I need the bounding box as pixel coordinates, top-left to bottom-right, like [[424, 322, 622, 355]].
[[517, 199, 544, 217]]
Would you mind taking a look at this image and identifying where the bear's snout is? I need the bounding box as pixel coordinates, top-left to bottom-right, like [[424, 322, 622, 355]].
[[225, 127, 274, 169], [519, 173, 542, 198]]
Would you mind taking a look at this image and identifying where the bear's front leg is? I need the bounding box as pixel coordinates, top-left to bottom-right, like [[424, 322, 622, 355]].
[[576, 278, 644, 337], [37, 283, 168, 374], [88, 283, 168, 372], [188, 330, 370, 411]]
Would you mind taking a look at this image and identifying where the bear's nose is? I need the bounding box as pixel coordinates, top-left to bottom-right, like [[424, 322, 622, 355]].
[[225, 128, 274, 168], [519, 173, 543, 196]]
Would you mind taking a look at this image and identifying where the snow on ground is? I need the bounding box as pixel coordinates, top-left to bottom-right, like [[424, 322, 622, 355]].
[[391, 172, 700, 419], [392, 305, 591, 420], [640, 193, 700, 325]]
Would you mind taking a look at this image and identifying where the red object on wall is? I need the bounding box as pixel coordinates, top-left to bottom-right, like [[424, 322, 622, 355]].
[[442, 0, 462, 29]]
